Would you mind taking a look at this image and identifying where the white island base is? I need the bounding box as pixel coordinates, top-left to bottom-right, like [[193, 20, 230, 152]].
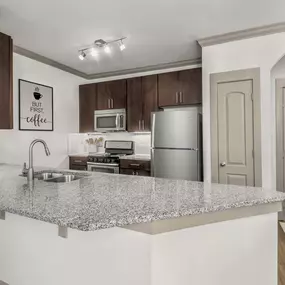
[[0, 210, 279, 285]]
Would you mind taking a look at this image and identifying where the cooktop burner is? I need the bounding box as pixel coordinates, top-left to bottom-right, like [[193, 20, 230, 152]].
[[87, 140, 134, 165], [87, 154, 127, 165]]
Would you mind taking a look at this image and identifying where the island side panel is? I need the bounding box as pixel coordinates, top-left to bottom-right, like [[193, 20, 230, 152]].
[[0, 213, 151, 285], [151, 212, 278, 285]]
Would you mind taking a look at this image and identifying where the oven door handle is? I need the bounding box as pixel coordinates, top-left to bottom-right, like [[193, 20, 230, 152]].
[[87, 162, 119, 168]]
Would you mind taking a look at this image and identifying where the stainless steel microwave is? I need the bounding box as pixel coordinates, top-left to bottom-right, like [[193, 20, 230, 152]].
[[94, 109, 126, 132]]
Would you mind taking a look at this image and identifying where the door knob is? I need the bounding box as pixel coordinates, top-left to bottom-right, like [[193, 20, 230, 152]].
[[220, 162, 226, 167]]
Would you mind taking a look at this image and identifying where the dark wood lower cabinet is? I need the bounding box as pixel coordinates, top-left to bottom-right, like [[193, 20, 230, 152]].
[[70, 164, 87, 171], [120, 168, 150, 177], [69, 156, 88, 171], [120, 159, 151, 177]]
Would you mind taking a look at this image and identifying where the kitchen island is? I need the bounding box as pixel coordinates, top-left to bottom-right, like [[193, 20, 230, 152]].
[[0, 164, 284, 285]]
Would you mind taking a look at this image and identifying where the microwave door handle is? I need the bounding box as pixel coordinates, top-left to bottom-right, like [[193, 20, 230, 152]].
[[116, 114, 119, 129]]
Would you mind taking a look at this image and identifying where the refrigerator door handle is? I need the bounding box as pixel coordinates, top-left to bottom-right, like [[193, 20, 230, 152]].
[[151, 149, 154, 177], [151, 114, 156, 147]]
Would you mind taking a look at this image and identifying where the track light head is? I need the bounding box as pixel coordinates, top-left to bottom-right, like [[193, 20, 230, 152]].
[[104, 45, 111, 54], [91, 48, 98, 57], [119, 40, 125, 51], [78, 51, 86, 60]]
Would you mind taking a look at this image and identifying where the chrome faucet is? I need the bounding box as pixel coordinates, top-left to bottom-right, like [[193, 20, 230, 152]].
[[27, 139, 51, 181]]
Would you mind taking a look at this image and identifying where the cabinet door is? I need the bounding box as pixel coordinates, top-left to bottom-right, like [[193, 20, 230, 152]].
[[142, 75, 158, 131], [70, 164, 87, 171], [97, 80, 127, 110], [0, 32, 13, 129], [179, 68, 202, 105], [120, 168, 150, 176], [79, 84, 96, 133], [127, 77, 143, 132], [158, 72, 179, 107], [120, 168, 136, 175]]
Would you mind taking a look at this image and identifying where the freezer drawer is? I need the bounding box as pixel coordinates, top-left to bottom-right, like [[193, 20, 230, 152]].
[[151, 149, 199, 181]]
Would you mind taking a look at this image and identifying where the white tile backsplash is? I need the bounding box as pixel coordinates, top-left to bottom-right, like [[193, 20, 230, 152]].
[[68, 133, 151, 155]]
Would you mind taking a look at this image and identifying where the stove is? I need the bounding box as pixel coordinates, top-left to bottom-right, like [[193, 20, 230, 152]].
[[87, 141, 134, 174]]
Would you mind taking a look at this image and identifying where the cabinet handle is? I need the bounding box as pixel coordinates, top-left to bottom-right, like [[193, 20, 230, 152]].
[[130, 163, 140, 167], [136, 171, 139, 175], [74, 160, 82, 163], [111, 98, 114, 108], [132, 171, 135, 175], [175, 92, 179, 104], [139, 120, 141, 131], [107, 99, 110, 109], [142, 120, 145, 130], [179, 92, 183, 103]]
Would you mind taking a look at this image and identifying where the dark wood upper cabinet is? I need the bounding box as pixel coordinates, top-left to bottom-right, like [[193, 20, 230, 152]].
[[142, 75, 158, 131], [127, 75, 158, 132], [158, 72, 179, 107], [179, 68, 202, 105], [158, 68, 202, 107], [127, 77, 143, 132], [78, 68, 201, 133], [97, 80, 127, 110], [79, 84, 96, 133], [0, 32, 13, 129]]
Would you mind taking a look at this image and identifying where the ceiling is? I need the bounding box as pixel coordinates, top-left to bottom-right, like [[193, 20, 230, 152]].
[[1, 0, 285, 77]]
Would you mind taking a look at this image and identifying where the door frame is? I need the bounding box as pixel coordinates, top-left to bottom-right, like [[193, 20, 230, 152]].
[[210, 68, 262, 186], [276, 79, 285, 192]]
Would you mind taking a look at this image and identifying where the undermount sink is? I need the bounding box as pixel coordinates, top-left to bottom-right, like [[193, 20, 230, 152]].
[[36, 172, 62, 180], [34, 172, 83, 183], [46, 175, 81, 183]]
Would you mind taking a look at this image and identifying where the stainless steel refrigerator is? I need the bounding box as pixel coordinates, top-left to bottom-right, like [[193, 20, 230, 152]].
[[151, 108, 203, 181]]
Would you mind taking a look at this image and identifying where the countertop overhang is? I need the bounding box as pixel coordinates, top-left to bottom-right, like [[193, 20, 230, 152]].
[[0, 164, 284, 233]]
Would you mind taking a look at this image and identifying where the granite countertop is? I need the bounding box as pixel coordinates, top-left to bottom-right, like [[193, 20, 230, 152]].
[[120, 154, 151, 161], [0, 164, 284, 232]]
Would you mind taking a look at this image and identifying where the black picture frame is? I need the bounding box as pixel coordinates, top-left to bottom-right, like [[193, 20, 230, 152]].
[[19, 79, 54, 131]]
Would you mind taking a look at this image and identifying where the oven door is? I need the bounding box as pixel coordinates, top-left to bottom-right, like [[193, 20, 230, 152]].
[[87, 163, 119, 174], [94, 109, 126, 132]]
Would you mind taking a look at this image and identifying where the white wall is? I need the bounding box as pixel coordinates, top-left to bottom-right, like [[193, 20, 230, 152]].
[[202, 32, 285, 189], [68, 133, 151, 155], [0, 54, 85, 168]]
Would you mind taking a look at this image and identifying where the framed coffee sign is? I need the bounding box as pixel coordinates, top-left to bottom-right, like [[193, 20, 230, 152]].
[[19, 79, 54, 131]]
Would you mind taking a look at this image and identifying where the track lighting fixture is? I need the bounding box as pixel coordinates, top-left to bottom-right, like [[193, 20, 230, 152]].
[[78, 37, 126, 60]]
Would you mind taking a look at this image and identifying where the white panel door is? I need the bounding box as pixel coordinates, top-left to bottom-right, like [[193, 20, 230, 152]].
[[217, 80, 254, 186]]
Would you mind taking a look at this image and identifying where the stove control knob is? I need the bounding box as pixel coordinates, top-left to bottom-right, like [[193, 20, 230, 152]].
[[88, 157, 92, 162], [107, 159, 111, 163]]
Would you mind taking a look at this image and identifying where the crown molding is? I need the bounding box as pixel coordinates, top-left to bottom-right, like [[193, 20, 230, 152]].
[[198, 22, 285, 47], [86, 58, 202, 80], [13, 46, 88, 79], [13, 45, 201, 80]]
